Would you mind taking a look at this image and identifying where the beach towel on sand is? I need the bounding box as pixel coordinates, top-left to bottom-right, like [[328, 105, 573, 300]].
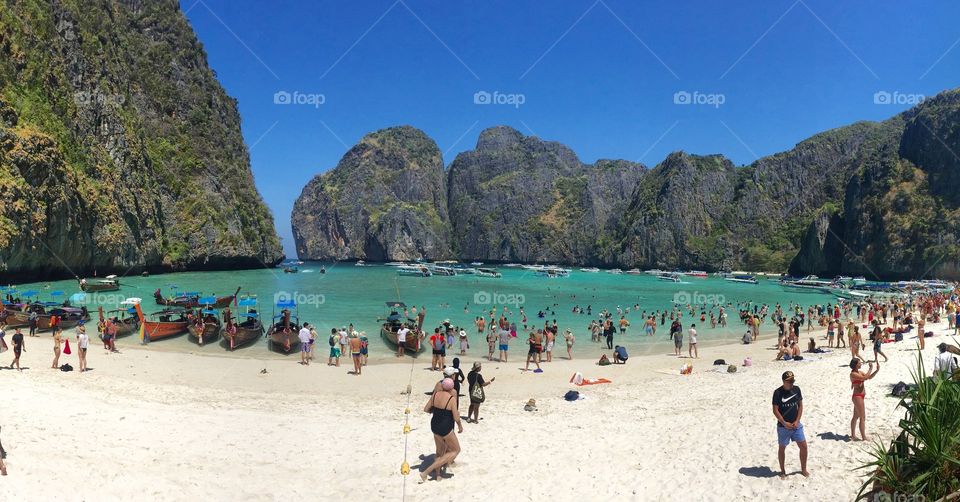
[[569, 372, 611, 386]]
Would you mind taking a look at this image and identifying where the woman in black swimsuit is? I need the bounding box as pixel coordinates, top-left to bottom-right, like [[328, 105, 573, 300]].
[[420, 378, 462, 483]]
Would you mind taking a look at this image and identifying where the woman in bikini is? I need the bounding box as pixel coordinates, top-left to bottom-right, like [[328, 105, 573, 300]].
[[420, 378, 463, 483], [51, 329, 62, 369], [849, 358, 880, 441]]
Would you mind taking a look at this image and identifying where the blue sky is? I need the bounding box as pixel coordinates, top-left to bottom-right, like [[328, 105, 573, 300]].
[[181, 0, 960, 257]]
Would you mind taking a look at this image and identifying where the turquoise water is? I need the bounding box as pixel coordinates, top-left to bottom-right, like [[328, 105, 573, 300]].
[[7, 263, 841, 359]]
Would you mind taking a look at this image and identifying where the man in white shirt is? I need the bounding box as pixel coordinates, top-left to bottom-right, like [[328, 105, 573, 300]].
[[397, 326, 410, 357], [688, 324, 698, 359], [77, 324, 90, 372], [298, 323, 312, 365], [338, 327, 349, 359], [934, 343, 957, 379]]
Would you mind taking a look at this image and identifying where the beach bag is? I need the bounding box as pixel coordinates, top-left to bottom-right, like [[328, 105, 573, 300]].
[[713, 359, 726, 366], [60, 363, 73, 372], [63, 339, 72, 355], [470, 384, 485, 404], [894, 333, 903, 342], [793, 355, 803, 361], [743, 357, 752, 367], [727, 365, 737, 373], [892, 381, 909, 398], [564, 390, 580, 401]]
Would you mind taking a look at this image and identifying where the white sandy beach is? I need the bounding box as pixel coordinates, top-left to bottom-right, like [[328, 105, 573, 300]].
[[0, 320, 953, 501]]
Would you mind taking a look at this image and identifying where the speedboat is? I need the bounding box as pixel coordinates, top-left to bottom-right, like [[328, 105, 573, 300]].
[[476, 268, 502, 278], [607, 269, 623, 274], [725, 274, 758, 284], [779, 275, 832, 292], [397, 265, 431, 277], [579, 267, 600, 273]]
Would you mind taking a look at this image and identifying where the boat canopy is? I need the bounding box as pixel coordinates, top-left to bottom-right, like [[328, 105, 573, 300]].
[[120, 298, 142, 305], [198, 296, 217, 306], [240, 312, 259, 318], [51, 291, 64, 296], [276, 299, 296, 308], [238, 298, 258, 307], [21, 290, 38, 297], [177, 291, 200, 297], [386, 301, 406, 308], [200, 308, 218, 315]]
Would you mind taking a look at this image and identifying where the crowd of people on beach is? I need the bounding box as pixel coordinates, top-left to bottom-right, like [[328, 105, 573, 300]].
[[412, 287, 960, 482]]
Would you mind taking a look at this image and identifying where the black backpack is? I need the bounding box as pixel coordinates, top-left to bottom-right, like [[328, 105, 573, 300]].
[[713, 359, 726, 366], [328, 335, 336, 347], [892, 381, 909, 397], [60, 363, 73, 372]]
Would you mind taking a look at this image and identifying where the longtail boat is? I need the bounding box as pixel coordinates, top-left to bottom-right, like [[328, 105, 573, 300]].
[[152, 287, 240, 310], [379, 301, 424, 354], [134, 303, 189, 342], [223, 296, 262, 350], [154, 289, 201, 308], [187, 304, 222, 346], [267, 298, 301, 354], [79, 276, 120, 292], [97, 301, 140, 338], [8, 291, 88, 331]]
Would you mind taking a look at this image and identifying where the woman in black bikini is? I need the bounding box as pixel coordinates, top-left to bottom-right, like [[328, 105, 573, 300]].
[[420, 378, 462, 483]]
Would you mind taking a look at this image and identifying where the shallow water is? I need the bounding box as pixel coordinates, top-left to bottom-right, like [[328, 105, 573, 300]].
[[7, 263, 840, 360]]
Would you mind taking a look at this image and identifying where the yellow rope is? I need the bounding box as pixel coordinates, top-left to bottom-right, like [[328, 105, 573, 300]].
[[399, 351, 417, 501]]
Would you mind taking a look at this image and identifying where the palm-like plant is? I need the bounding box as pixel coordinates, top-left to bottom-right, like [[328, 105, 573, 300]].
[[858, 352, 960, 501]]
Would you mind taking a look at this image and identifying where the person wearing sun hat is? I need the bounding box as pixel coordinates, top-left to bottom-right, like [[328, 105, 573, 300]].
[[772, 370, 809, 479]]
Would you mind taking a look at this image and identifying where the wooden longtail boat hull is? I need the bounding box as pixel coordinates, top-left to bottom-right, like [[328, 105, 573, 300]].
[[3, 309, 29, 327], [268, 328, 300, 354], [380, 325, 424, 353], [143, 321, 189, 341], [223, 322, 262, 350], [80, 282, 119, 292], [134, 304, 188, 341], [188, 322, 221, 345]]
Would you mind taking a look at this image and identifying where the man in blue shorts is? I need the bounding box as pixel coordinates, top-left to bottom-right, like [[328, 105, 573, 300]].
[[772, 371, 809, 479]]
